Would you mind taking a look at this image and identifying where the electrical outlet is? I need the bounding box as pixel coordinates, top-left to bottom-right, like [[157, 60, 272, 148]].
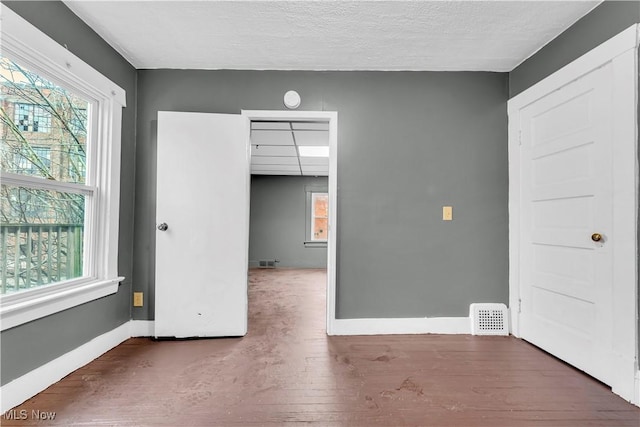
[[443, 206, 453, 221], [133, 292, 143, 307]]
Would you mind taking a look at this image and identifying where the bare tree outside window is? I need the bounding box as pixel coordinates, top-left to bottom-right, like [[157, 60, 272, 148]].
[[0, 57, 89, 294]]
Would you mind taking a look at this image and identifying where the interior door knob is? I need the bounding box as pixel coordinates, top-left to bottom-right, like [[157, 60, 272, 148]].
[[591, 233, 602, 242], [157, 223, 168, 231]]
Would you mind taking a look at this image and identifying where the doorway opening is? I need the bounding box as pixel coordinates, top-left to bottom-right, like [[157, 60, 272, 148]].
[[242, 110, 338, 335]]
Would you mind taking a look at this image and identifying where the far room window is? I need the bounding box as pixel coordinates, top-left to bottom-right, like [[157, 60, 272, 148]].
[[0, 4, 126, 331], [311, 192, 328, 241]]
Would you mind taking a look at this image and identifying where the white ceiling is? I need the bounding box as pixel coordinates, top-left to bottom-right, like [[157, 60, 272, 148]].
[[63, 0, 600, 176], [64, 1, 601, 72], [251, 121, 329, 176]]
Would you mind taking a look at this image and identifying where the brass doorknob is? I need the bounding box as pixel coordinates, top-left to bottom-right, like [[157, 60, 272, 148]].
[[591, 233, 603, 242]]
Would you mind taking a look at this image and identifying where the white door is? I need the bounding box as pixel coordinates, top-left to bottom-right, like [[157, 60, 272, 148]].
[[517, 64, 614, 384], [155, 111, 250, 338]]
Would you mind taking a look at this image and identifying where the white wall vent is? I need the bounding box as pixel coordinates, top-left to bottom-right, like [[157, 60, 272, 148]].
[[258, 260, 277, 268], [469, 303, 509, 336]]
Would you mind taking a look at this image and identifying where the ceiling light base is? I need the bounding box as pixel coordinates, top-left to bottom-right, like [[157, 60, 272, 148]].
[[283, 90, 301, 109]]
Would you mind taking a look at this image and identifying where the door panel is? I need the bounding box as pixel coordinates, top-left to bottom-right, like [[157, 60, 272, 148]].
[[518, 63, 613, 385], [155, 111, 249, 338]]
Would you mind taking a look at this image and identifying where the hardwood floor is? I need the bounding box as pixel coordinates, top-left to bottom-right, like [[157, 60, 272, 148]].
[[4, 268, 640, 426]]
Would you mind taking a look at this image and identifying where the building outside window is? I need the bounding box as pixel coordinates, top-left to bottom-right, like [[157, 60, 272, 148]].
[[13, 146, 51, 176], [14, 103, 52, 133], [68, 108, 87, 136]]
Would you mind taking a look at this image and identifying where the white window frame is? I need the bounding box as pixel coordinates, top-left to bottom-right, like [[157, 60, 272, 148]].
[[303, 185, 328, 248], [0, 5, 125, 331]]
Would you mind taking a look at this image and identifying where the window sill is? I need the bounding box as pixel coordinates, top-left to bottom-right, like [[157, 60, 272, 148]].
[[304, 241, 328, 248], [0, 277, 124, 331]]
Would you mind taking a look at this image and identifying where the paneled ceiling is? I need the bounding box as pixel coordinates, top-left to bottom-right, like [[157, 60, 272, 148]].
[[251, 121, 329, 176], [63, 1, 601, 72]]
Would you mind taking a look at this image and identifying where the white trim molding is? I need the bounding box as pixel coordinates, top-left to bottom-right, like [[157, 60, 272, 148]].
[[1, 277, 123, 331], [0, 5, 126, 106], [0, 5, 126, 331], [241, 110, 339, 336], [331, 317, 470, 336], [0, 322, 131, 413], [130, 320, 155, 337], [509, 24, 639, 109], [508, 24, 639, 405], [0, 316, 467, 412], [0, 320, 157, 412]]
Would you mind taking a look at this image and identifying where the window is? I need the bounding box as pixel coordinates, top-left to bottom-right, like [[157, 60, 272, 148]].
[[304, 185, 328, 248], [68, 108, 87, 136], [311, 192, 328, 241], [1, 57, 90, 294], [14, 146, 51, 176], [14, 103, 52, 133], [0, 5, 126, 330]]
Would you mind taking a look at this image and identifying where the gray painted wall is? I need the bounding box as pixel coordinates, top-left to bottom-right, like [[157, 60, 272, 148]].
[[509, 0, 640, 355], [249, 175, 328, 269], [1, 1, 137, 385], [2, 0, 634, 389], [135, 69, 509, 320], [510, 0, 640, 97]]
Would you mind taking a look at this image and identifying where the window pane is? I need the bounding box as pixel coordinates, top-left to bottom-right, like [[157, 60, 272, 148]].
[[14, 146, 51, 176], [313, 217, 328, 241], [311, 192, 328, 241], [0, 56, 89, 184], [0, 184, 85, 294], [313, 193, 328, 218]]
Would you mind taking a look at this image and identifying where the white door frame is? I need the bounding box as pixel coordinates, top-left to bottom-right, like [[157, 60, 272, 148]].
[[241, 110, 338, 336], [508, 25, 639, 404]]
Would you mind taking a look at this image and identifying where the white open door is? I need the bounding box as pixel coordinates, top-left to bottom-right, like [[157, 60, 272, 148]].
[[509, 25, 638, 402], [155, 111, 250, 338]]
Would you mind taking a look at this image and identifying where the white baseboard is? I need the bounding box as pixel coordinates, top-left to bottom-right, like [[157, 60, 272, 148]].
[[0, 316, 470, 411], [0, 321, 131, 413], [132, 318, 469, 337], [2, 316, 635, 412], [330, 316, 470, 336], [130, 320, 154, 337]]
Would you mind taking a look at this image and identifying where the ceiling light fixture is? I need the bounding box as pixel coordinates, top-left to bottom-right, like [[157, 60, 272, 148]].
[[298, 146, 329, 157], [283, 90, 301, 109]]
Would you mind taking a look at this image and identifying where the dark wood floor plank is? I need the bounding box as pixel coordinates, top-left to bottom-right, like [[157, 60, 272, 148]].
[[4, 268, 640, 426]]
